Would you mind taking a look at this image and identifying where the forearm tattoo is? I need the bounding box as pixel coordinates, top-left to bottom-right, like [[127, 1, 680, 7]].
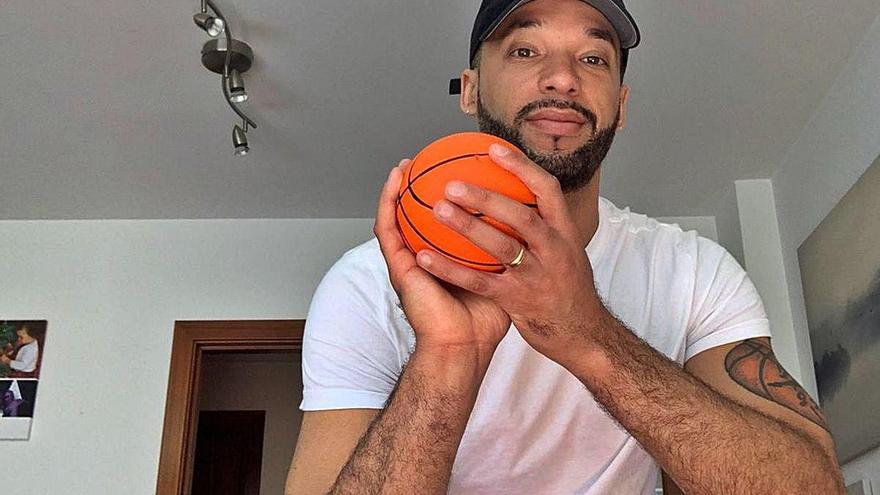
[[725, 339, 830, 431]]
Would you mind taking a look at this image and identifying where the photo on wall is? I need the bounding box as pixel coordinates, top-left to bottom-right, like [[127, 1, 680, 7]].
[[0, 320, 46, 379], [1, 380, 39, 439], [1, 379, 38, 418], [798, 154, 880, 463], [0, 320, 46, 440]]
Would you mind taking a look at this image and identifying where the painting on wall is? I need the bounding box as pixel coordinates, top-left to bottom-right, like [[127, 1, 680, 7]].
[[0, 320, 47, 440], [798, 154, 880, 463]]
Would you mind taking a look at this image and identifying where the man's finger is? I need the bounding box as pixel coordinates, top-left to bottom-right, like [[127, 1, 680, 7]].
[[374, 160, 411, 289], [443, 182, 553, 257], [488, 144, 572, 232], [415, 249, 500, 298]]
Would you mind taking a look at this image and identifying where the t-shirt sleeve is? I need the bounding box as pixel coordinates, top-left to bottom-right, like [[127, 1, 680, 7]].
[[685, 236, 772, 362], [300, 250, 403, 411]]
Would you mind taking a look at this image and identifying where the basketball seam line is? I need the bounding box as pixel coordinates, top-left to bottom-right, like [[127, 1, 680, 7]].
[[399, 153, 539, 215], [398, 189, 503, 268]]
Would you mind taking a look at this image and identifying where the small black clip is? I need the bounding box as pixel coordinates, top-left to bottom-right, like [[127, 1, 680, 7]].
[[449, 78, 462, 95]]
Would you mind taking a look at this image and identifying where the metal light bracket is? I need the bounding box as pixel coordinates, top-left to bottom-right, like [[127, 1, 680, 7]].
[[201, 38, 254, 75]]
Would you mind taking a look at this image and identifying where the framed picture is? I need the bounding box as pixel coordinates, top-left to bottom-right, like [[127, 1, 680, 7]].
[[798, 154, 880, 462], [0, 320, 47, 440]]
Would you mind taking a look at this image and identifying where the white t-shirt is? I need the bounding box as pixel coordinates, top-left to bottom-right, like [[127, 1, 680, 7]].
[[301, 195, 772, 494]]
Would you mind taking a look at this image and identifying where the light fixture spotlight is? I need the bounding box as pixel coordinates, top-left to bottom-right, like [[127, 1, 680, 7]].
[[233, 123, 249, 156], [195, 0, 258, 156], [227, 69, 247, 103], [232, 120, 251, 156], [193, 12, 224, 37]]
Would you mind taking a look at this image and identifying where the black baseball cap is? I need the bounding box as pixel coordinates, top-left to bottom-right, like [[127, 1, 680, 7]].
[[450, 0, 641, 94]]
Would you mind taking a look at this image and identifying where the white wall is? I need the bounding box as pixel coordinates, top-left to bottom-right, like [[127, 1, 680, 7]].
[[735, 179, 807, 392], [744, 13, 880, 488], [713, 184, 746, 267], [199, 353, 303, 495], [0, 219, 374, 495]]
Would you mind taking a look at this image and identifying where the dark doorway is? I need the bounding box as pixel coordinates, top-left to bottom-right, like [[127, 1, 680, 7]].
[[191, 410, 266, 495], [156, 320, 304, 495]]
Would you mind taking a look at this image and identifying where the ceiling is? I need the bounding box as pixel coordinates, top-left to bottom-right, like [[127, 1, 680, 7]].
[[1, 0, 877, 220]]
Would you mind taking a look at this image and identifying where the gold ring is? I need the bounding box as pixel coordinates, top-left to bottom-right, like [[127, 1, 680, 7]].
[[506, 246, 526, 268]]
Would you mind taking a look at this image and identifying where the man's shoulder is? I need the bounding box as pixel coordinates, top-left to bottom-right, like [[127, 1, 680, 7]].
[[328, 237, 387, 277], [315, 237, 392, 302], [598, 197, 742, 280], [600, 196, 704, 252]]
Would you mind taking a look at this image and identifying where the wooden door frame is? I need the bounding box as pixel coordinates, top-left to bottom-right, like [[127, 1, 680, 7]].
[[156, 320, 305, 495]]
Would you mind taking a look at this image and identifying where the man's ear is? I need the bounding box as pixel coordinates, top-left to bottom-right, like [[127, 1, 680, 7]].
[[617, 84, 630, 131], [459, 68, 479, 116]]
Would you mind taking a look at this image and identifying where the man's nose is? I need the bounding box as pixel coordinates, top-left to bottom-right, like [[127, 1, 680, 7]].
[[539, 55, 580, 96]]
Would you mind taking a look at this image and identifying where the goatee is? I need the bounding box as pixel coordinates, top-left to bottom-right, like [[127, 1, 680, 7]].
[[477, 97, 619, 193]]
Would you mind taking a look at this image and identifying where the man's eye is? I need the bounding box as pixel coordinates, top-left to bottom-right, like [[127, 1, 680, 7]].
[[582, 56, 607, 66], [512, 48, 535, 58]]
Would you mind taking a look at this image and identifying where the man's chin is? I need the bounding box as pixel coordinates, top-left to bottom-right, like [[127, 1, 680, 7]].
[[520, 130, 591, 156]]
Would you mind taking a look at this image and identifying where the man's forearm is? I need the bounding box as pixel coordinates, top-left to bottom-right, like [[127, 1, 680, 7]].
[[560, 309, 844, 494], [329, 346, 491, 495]]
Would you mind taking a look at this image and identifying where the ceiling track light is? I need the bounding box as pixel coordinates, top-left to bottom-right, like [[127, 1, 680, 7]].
[[226, 68, 248, 103], [193, 12, 224, 37], [195, 0, 258, 157], [233, 119, 249, 156]]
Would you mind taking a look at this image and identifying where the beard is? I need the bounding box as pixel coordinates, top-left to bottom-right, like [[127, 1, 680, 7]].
[[477, 96, 620, 193]]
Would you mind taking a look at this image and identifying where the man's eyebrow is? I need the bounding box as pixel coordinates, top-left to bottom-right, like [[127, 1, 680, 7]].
[[494, 18, 618, 52], [585, 27, 618, 51], [493, 16, 542, 41]]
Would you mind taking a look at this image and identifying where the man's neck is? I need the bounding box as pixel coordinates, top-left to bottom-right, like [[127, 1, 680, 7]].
[[564, 170, 601, 251]]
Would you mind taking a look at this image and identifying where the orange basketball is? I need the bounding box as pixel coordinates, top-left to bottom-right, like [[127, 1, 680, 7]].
[[396, 132, 538, 273]]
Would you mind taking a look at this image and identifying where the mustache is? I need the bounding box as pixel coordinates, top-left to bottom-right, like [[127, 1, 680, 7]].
[[513, 99, 597, 130]]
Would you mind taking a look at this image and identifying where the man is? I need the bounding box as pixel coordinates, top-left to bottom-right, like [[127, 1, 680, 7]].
[[1, 382, 25, 417], [287, 0, 846, 493]]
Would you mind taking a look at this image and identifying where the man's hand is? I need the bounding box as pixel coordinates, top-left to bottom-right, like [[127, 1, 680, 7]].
[[374, 159, 511, 359], [0, 355, 10, 365], [413, 144, 604, 363], [327, 167, 514, 494]]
